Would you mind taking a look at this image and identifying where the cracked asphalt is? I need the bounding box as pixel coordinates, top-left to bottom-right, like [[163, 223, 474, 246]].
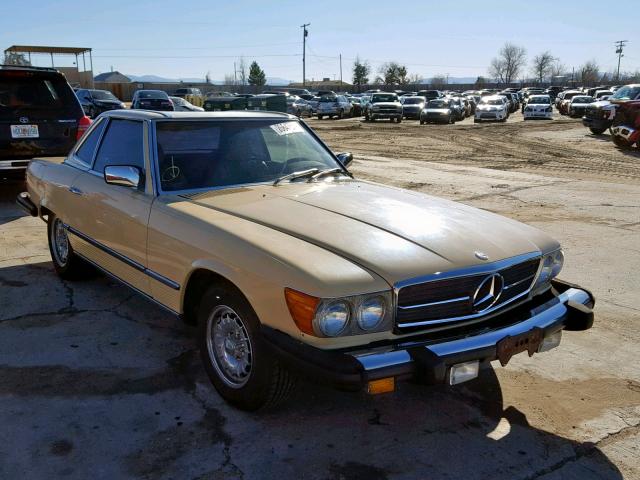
[[1, 116, 639, 479]]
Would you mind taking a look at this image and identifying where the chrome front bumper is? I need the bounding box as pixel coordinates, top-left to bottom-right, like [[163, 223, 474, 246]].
[[262, 280, 594, 390], [352, 284, 593, 384]]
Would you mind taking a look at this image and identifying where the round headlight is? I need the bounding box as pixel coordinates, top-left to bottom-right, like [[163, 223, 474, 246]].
[[317, 301, 350, 337], [357, 296, 386, 331], [550, 249, 564, 278]]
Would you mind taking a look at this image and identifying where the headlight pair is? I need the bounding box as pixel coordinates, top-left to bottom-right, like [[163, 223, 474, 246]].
[[532, 249, 564, 295], [285, 289, 392, 337]]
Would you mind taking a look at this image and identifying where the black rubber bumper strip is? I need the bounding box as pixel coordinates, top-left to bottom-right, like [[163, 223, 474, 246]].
[[16, 192, 37, 217]]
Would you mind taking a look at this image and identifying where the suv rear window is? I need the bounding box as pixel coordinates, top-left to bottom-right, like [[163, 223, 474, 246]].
[[0, 73, 82, 119]]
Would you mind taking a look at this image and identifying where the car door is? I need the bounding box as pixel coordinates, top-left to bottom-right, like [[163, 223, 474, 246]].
[[68, 117, 154, 295]]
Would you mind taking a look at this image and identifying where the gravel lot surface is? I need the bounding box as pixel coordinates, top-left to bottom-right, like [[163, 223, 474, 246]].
[[0, 111, 638, 479]]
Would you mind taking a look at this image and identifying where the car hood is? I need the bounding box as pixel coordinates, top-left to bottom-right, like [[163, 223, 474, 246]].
[[177, 180, 556, 285]]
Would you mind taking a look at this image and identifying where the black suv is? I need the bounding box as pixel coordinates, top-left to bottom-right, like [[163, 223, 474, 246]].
[[0, 65, 90, 177], [75, 89, 125, 118]]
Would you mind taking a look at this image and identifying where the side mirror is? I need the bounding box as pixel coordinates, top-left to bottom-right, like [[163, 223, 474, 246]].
[[336, 152, 353, 167], [104, 165, 142, 188]]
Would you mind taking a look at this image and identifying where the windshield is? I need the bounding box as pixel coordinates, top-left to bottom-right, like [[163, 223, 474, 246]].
[[529, 96, 550, 104], [319, 96, 337, 103], [572, 97, 593, 104], [371, 94, 397, 103], [404, 97, 424, 105], [138, 90, 167, 99], [611, 85, 640, 100], [91, 90, 119, 101], [155, 120, 342, 192], [480, 99, 503, 105], [428, 100, 448, 108]]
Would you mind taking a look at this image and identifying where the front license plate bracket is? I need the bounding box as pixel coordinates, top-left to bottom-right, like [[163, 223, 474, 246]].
[[496, 327, 544, 366]]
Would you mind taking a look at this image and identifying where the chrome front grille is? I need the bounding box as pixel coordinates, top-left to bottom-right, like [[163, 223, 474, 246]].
[[396, 254, 540, 329]]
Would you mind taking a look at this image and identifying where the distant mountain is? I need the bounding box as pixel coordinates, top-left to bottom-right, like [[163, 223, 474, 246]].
[[126, 74, 293, 86]]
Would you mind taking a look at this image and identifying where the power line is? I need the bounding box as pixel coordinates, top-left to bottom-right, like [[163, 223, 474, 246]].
[[92, 54, 301, 59]]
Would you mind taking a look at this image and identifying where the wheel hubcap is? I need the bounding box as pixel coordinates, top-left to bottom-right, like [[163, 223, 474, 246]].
[[206, 305, 252, 388], [52, 219, 69, 266]]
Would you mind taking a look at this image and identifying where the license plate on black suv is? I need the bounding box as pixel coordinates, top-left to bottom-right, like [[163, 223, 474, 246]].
[[10, 125, 39, 138]]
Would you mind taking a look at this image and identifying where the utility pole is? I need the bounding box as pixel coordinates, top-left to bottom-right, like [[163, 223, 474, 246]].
[[615, 40, 628, 81], [234, 61, 237, 85], [301, 23, 310, 87], [339, 54, 342, 90]]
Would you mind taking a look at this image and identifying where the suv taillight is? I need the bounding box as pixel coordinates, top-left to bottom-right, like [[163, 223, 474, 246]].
[[77, 115, 92, 140]]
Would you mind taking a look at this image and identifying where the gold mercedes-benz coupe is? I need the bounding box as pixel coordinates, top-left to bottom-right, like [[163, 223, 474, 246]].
[[18, 110, 594, 410]]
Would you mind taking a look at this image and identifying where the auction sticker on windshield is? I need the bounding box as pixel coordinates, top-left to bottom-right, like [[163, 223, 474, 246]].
[[11, 125, 39, 138], [271, 122, 304, 136]]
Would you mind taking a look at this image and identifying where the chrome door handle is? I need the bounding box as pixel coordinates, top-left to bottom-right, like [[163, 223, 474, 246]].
[[68, 186, 83, 195]]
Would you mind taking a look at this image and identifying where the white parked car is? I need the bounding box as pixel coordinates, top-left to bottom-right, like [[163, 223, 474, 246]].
[[523, 95, 553, 120], [474, 95, 509, 123]]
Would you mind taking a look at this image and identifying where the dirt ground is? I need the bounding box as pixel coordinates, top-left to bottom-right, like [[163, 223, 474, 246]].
[[0, 110, 638, 479]]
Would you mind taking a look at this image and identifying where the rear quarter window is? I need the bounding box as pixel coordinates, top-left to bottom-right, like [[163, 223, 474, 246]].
[[76, 118, 107, 165]]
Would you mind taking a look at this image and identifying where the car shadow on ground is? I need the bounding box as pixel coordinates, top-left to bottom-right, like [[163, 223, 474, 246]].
[[0, 259, 624, 479]]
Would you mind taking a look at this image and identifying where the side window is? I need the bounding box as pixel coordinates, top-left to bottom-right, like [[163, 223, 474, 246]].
[[75, 118, 107, 165], [93, 119, 145, 173]]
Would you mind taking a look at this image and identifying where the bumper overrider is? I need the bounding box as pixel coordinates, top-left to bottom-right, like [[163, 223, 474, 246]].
[[262, 279, 594, 392]]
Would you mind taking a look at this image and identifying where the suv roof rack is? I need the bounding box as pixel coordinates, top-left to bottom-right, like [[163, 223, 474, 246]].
[[0, 64, 59, 72]]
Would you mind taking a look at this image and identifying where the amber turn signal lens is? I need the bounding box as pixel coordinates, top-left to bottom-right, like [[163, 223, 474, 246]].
[[367, 377, 395, 395], [284, 288, 320, 336]]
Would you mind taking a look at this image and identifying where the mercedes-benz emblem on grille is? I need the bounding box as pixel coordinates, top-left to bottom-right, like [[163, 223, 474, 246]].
[[474, 251, 489, 261], [19, 117, 29, 124], [472, 273, 504, 312]]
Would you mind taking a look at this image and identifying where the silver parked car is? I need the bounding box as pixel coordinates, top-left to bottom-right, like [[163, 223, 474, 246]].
[[317, 95, 353, 119]]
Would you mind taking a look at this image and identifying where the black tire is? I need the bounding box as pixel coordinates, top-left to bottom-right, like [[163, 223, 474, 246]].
[[449, 115, 454, 124], [198, 285, 295, 411], [47, 215, 92, 280], [474, 118, 479, 123], [337, 109, 344, 119], [589, 127, 607, 135], [317, 114, 323, 120], [419, 118, 425, 125], [397, 117, 402, 123]]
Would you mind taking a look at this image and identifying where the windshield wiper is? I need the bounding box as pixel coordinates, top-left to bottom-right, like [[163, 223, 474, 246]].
[[273, 168, 320, 186], [307, 167, 345, 182]]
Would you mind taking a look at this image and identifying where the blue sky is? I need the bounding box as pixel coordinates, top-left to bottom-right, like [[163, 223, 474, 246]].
[[2, 0, 638, 82]]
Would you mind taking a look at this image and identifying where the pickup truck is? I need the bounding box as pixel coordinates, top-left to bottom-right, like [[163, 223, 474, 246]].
[[17, 110, 595, 411], [364, 93, 403, 122], [582, 84, 640, 135]]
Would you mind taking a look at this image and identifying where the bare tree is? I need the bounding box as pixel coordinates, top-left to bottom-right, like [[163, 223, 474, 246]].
[[430, 74, 447, 89], [579, 60, 600, 86], [489, 43, 527, 85], [224, 73, 236, 86], [550, 60, 568, 79], [531, 51, 555, 83], [237, 57, 247, 86], [407, 73, 422, 86]]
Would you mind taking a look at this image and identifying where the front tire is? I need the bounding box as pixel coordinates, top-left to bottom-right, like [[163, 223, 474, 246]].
[[47, 216, 91, 279], [589, 127, 607, 135], [198, 285, 295, 410]]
